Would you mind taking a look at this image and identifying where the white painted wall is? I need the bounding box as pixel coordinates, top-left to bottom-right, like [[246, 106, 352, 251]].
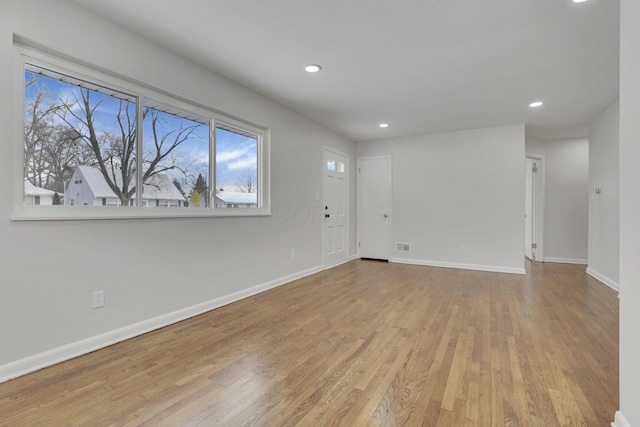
[[587, 102, 619, 290], [356, 124, 525, 274], [618, 1, 640, 425], [0, 0, 356, 378], [542, 138, 589, 264], [525, 136, 545, 157]]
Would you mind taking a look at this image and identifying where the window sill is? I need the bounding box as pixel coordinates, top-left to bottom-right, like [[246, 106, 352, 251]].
[[11, 206, 271, 221]]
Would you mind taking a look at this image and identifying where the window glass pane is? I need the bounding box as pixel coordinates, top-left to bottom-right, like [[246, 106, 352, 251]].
[[24, 65, 137, 207], [215, 125, 258, 209], [142, 106, 209, 208], [337, 161, 345, 173], [327, 160, 335, 171]]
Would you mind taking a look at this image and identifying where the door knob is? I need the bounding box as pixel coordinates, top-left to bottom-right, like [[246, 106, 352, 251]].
[[325, 214, 330, 218]]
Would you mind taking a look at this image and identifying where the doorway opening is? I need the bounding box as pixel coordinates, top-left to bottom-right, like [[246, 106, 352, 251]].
[[525, 155, 544, 263]]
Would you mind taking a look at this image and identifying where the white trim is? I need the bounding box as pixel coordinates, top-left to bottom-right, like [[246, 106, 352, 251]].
[[349, 253, 359, 261], [544, 257, 588, 265], [324, 258, 353, 270], [0, 264, 323, 384], [586, 267, 620, 292], [390, 257, 526, 275], [11, 208, 271, 221], [612, 411, 632, 427], [525, 153, 545, 261]]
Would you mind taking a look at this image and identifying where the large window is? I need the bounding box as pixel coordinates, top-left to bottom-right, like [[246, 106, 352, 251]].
[[15, 45, 269, 219]]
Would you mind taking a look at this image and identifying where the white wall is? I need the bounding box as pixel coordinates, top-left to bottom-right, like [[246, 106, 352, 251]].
[[0, 0, 356, 379], [356, 124, 525, 274], [587, 102, 620, 290], [542, 138, 589, 264], [525, 136, 545, 157], [618, 1, 640, 425]]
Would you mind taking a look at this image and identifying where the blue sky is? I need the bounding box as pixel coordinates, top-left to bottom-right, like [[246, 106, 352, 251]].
[[25, 70, 257, 193]]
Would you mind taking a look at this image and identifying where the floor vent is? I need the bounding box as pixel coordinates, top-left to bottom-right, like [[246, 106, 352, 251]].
[[395, 243, 411, 253]]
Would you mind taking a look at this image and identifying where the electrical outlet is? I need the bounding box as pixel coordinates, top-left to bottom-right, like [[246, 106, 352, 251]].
[[93, 290, 105, 308], [291, 251, 296, 261]]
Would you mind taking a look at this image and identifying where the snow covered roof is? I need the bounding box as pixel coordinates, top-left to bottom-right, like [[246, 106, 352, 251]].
[[77, 165, 118, 198], [24, 180, 56, 197], [142, 174, 185, 201], [216, 191, 257, 204], [75, 165, 185, 201]]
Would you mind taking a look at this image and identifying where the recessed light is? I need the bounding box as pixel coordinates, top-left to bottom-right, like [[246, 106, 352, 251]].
[[379, 123, 389, 128], [572, 0, 588, 3], [304, 64, 321, 73], [529, 101, 544, 108]]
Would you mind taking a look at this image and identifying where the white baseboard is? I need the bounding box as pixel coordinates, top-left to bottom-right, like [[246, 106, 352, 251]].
[[324, 257, 356, 270], [390, 257, 526, 275], [0, 264, 323, 384], [612, 411, 632, 427], [586, 267, 620, 292], [544, 257, 588, 265]]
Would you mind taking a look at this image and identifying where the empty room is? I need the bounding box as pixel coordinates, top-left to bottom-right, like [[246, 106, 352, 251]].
[[1, 0, 638, 426]]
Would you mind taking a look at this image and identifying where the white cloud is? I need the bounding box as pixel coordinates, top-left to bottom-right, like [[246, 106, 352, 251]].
[[217, 149, 247, 162], [194, 153, 210, 164], [228, 157, 257, 170]]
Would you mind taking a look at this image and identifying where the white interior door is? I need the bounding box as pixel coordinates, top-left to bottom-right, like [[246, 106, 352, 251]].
[[358, 156, 391, 260], [525, 158, 536, 260], [323, 148, 348, 269]]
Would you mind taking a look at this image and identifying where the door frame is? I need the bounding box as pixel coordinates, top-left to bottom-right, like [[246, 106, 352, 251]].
[[525, 157, 536, 260], [357, 155, 392, 260], [322, 146, 350, 269], [525, 154, 545, 262]]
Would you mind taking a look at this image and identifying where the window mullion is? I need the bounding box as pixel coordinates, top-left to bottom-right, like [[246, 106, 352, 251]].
[[136, 96, 144, 208], [257, 133, 263, 209], [210, 117, 216, 210]]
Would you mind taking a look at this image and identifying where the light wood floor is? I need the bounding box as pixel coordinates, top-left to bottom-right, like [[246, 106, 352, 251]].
[[0, 259, 618, 426]]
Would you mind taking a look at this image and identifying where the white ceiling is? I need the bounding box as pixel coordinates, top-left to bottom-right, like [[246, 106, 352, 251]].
[[71, 0, 619, 142]]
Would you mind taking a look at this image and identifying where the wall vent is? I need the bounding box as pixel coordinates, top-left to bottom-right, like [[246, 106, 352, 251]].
[[395, 243, 411, 253]]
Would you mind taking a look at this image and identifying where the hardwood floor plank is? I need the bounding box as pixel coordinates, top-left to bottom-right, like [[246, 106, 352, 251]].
[[0, 259, 618, 426]]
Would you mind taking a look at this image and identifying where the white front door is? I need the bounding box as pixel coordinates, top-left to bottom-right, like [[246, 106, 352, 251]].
[[358, 156, 391, 260], [323, 148, 348, 269]]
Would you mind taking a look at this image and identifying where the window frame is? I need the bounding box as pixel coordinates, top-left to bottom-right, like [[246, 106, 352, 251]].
[[12, 43, 270, 221]]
